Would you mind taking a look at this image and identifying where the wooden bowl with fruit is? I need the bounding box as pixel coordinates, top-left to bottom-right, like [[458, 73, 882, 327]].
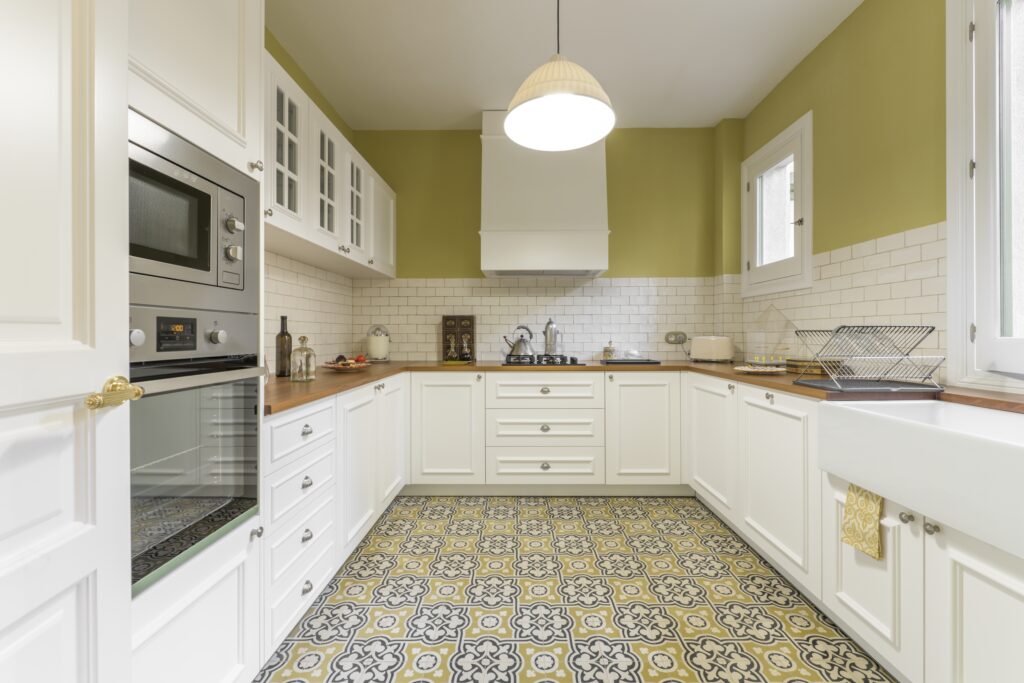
[[322, 354, 372, 372]]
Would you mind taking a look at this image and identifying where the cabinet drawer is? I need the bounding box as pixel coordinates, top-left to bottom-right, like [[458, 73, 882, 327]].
[[266, 400, 334, 469], [267, 489, 335, 588], [486, 372, 604, 408], [486, 409, 604, 447], [268, 537, 336, 646], [486, 447, 605, 485], [265, 445, 335, 527]]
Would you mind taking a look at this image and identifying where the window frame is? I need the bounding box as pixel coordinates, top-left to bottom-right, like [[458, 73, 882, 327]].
[[947, 0, 1024, 389], [740, 111, 814, 298]]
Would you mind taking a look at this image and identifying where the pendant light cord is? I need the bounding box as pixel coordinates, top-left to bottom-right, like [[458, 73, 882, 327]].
[[556, 0, 560, 54]]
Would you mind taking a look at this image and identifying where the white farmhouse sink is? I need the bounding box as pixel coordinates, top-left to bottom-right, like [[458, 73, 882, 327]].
[[820, 400, 1024, 560]]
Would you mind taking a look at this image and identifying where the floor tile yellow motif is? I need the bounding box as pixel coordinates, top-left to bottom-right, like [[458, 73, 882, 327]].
[[254, 496, 895, 683]]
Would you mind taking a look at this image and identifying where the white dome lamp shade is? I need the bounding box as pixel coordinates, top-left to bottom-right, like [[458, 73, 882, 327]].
[[504, 2, 615, 152]]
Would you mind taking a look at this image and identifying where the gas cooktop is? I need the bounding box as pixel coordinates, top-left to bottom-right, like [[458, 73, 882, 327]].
[[503, 354, 582, 366]]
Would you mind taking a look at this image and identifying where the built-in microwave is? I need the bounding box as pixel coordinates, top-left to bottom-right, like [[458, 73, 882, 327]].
[[128, 110, 259, 317]]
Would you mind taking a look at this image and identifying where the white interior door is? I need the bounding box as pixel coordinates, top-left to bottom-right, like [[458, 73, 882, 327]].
[[0, 1, 132, 681]]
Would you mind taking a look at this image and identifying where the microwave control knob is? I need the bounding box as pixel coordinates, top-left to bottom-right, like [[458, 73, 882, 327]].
[[128, 328, 146, 347], [224, 245, 243, 262], [225, 217, 245, 233], [209, 329, 228, 345]]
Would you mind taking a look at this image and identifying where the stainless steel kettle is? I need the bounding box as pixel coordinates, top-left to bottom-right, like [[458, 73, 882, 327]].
[[503, 325, 536, 356]]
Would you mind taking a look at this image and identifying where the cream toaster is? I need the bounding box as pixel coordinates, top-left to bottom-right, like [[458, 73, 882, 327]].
[[690, 336, 734, 362]]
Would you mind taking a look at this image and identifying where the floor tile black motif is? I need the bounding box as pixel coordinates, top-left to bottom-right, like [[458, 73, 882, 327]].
[[254, 496, 895, 682]]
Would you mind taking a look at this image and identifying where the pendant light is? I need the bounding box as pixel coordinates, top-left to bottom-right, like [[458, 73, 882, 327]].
[[504, 0, 615, 152]]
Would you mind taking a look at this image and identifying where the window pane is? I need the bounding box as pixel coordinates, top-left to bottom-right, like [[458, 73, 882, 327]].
[[1000, 0, 1024, 337], [757, 154, 796, 266]]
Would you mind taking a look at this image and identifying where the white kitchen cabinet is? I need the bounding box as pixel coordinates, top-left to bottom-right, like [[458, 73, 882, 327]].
[[822, 473, 924, 682], [737, 386, 820, 595], [925, 521, 1024, 683], [131, 519, 262, 683], [308, 105, 344, 247], [411, 372, 486, 484], [605, 372, 681, 485], [486, 372, 604, 408], [342, 147, 372, 263], [376, 374, 409, 507], [684, 373, 740, 524], [370, 173, 397, 276], [264, 54, 308, 234], [128, 0, 264, 175], [338, 384, 378, 555]]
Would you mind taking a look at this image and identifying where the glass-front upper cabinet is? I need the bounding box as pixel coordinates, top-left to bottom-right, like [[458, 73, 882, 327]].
[[308, 106, 341, 245], [264, 54, 307, 234], [343, 148, 371, 263]]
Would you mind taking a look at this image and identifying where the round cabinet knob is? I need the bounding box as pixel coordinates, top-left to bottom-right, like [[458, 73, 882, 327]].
[[301, 528, 314, 543], [898, 512, 916, 524], [225, 217, 245, 233], [540, 387, 551, 395], [540, 462, 551, 471], [924, 521, 942, 535], [129, 328, 146, 347], [540, 424, 551, 433], [301, 580, 314, 595], [368, 258, 374, 265], [727, 383, 736, 392], [250, 526, 264, 539], [248, 160, 264, 172], [209, 329, 228, 344], [301, 475, 314, 489], [224, 245, 243, 262], [264, 208, 274, 217]]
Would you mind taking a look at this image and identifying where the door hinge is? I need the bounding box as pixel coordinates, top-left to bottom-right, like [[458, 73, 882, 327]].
[[746, 182, 750, 192], [969, 21, 976, 42], [970, 323, 977, 343], [746, 260, 751, 271], [969, 159, 976, 178]]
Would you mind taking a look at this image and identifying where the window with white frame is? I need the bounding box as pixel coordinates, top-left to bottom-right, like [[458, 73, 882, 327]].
[[740, 111, 813, 297], [951, 0, 1024, 381]]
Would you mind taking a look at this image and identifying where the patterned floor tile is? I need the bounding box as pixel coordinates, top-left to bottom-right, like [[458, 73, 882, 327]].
[[254, 496, 896, 683]]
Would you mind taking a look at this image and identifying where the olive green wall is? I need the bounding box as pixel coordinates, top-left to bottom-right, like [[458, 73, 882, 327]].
[[742, 0, 946, 257], [355, 128, 718, 278], [713, 120, 744, 276], [354, 131, 483, 279], [265, 30, 356, 143]]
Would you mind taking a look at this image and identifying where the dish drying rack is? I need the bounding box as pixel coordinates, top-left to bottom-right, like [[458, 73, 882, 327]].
[[793, 325, 944, 392]]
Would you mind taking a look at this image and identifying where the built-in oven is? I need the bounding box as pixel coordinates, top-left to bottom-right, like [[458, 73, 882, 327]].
[[127, 110, 263, 585]]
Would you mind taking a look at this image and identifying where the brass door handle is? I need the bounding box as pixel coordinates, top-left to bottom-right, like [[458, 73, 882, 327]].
[[85, 376, 144, 409]]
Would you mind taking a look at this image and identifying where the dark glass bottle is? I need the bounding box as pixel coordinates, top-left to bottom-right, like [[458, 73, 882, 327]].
[[275, 316, 292, 377]]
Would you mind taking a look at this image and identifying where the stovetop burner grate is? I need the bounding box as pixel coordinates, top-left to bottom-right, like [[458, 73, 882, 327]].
[[503, 354, 581, 366]]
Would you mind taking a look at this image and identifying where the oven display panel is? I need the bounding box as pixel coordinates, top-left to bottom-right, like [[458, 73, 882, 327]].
[[156, 316, 197, 352]]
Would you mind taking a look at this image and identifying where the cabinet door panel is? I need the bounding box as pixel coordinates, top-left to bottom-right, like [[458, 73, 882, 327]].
[[925, 524, 1024, 683], [377, 374, 409, 506], [338, 386, 377, 551], [738, 388, 820, 595], [264, 54, 306, 233], [411, 373, 485, 484], [606, 373, 681, 485], [685, 374, 738, 521], [822, 473, 924, 682], [370, 173, 396, 276]]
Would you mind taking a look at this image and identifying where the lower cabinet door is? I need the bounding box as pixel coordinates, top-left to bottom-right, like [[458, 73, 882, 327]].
[[925, 521, 1024, 683], [605, 372, 681, 485], [376, 374, 409, 507], [685, 373, 739, 523], [338, 385, 378, 555], [737, 386, 821, 596], [131, 519, 262, 683], [822, 473, 924, 682], [410, 372, 485, 484]]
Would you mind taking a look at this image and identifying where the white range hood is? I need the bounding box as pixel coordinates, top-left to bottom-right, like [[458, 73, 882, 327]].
[[480, 110, 609, 277]]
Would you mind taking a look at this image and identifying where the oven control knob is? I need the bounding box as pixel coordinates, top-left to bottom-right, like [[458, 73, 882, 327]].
[[129, 328, 146, 347], [224, 245, 243, 262], [209, 329, 228, 345], [225, 217, 245, 233]]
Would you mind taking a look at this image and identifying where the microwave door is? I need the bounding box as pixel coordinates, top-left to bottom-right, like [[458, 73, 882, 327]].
[[129, 143, 219, 287]]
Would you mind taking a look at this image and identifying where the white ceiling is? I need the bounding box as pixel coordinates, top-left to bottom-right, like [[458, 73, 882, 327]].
[[266, 0, 863, 130]]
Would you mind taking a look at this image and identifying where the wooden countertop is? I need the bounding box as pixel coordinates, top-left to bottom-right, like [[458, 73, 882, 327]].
[[265, 360, 971, 415]]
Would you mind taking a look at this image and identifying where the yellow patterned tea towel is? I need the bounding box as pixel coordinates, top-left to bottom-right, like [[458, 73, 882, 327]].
[[841, 484, 884, 560]]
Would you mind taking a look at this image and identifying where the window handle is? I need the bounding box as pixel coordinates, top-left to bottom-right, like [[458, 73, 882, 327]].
[[791, 218, 804, 226]]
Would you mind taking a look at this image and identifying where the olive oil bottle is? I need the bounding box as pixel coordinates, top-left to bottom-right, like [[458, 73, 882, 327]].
[[275, 315, 292, 377]]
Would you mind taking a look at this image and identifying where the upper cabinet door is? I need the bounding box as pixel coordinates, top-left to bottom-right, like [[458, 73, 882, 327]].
[[0, 0, 131, 680], [307, 106, 342, 247], [129, 0, 263, 175], [605, 372, 681, 485], [264, 54, 307, 234], [370, 173, 397, 276], [342, 148, 371, 263]]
